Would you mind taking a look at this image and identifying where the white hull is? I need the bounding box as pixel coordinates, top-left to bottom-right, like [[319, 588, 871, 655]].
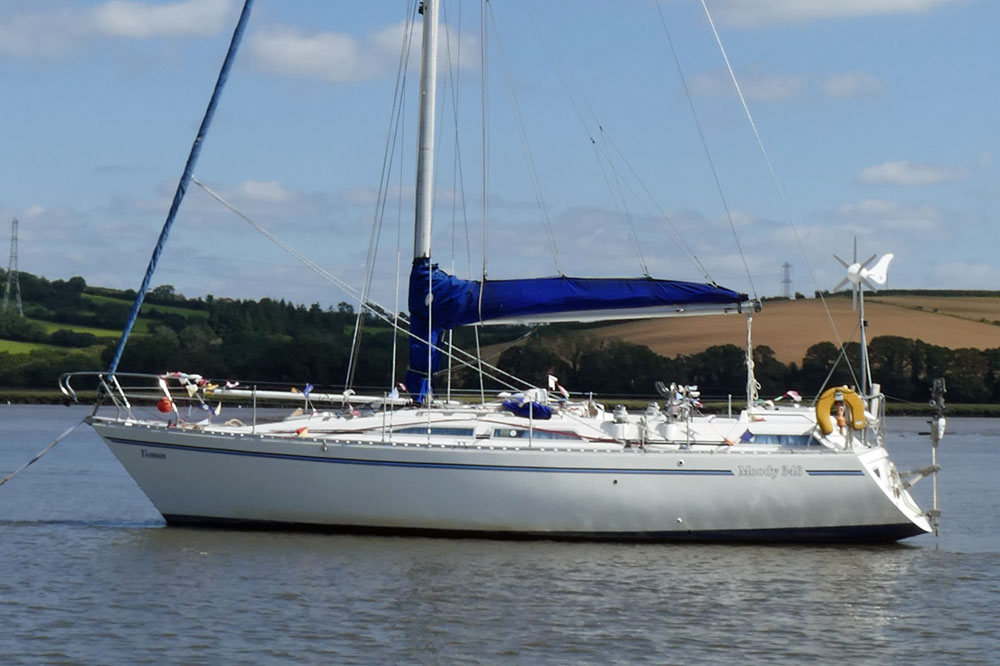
[[90, 412, 931, 542]]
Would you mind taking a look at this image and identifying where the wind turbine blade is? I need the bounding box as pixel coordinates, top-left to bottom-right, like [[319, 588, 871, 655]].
[[852, 287, 858, 310], [853, 237, 858, 263], [865, 253, 894, 285], [833, 254, 849, 269], [860, 254, 877, 269], [861, 276, 879, 292], [833, 278, 850, 291]]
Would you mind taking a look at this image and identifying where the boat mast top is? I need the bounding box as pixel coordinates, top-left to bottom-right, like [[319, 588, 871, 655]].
[[413, 0, 439, 260]]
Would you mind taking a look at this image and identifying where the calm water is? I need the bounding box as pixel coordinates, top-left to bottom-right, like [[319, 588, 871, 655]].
[[1, 405, 998, 664]]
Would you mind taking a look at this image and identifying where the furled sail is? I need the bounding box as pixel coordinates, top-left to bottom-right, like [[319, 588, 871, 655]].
[[405, 257, 749, 400]]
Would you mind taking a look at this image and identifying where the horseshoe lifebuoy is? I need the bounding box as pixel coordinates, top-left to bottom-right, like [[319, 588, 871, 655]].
[[815, 386, 866, 435]]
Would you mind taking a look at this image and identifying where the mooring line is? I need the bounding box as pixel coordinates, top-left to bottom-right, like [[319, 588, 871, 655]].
[[0, 418, 87, 488]]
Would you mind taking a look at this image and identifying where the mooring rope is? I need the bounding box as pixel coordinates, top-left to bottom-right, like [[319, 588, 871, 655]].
[[0, 418, 87, 489]]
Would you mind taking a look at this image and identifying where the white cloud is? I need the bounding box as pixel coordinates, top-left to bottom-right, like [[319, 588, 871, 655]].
[[247, 21, 478, 83], [822, 71, 885, 98], [90, 0, 234, 38], [248, 25, 381, 83], [690, 69, 803, 101], [23, 204, 47, 219], [0, 0, 235, 58], [713, 0, 969, 27], [721, 210, 761, 228], [932, 260, 1000, 286], [0, 10, 79, 58], [691, 68, 887, 102], [232, 180, 297, 204], [859, 160, 969, 186], [830, 198, 944, 231]]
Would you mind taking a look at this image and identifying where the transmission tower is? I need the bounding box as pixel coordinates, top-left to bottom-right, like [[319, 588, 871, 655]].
[[780, 261, 792, 299], [2, 217, 23, 317]]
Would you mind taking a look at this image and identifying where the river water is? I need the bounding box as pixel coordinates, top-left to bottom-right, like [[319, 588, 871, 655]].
[[1, 405, 998, 664]]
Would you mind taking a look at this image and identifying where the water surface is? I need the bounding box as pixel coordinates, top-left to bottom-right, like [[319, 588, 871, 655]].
[[2, 406, 997, 664]]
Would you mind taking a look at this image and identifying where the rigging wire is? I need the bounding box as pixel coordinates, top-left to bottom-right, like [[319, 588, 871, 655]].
[[479, 0, 489, 283], [390, 9, 417, 395], [188, 177, 535, 393], [695, 0, 851, 368], [593, 131, 715, 282], [476, 0, 492, 399], [517, 0, 708, 281], [441, 0, 487, 404], [345, 0, 420, 391], [655, 0, 756, 299], [484, 1, 563, 276], [606, 137, 651, 277]]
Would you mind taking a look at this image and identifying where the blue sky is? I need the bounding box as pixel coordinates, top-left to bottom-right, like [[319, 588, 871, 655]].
[[0, 0, 996, 312]]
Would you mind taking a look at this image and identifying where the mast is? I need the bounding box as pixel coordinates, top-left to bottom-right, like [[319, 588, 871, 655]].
[[413, 0, 440, 260]]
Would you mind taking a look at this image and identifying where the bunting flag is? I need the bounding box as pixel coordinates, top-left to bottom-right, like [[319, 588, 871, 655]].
[[739, 429, 754, 443], [775, 390, 802, 402], [197, 402, 222, 417], [303, 384, 314, 399]]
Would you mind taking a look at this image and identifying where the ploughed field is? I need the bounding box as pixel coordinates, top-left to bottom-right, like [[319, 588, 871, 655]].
[[591, 295, 1000, 364]]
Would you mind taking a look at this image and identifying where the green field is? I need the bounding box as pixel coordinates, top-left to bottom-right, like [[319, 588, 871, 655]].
[[82, 293, 209, 319], [0, 339, 63, 354], [27, 318, 121, 338]]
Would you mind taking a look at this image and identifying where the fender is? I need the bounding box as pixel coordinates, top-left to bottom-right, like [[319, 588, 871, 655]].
[[816, 386, 867, 435]]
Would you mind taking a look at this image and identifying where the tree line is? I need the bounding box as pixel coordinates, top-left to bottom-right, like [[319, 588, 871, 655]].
[[493, 331, 1000, 404], [1, 269, 998, 403]]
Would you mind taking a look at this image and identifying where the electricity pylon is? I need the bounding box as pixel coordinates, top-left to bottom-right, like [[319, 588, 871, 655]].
[[2, 218, 23, 317]]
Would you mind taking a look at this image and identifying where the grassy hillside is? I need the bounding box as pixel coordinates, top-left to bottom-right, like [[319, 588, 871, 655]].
[[0, 339, 63, 354], [82, 293, 209, 320], [26, 317, 121, 338]]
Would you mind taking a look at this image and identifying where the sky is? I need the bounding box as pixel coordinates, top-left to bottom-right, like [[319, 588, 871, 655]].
[[0, 0, 997, 313]]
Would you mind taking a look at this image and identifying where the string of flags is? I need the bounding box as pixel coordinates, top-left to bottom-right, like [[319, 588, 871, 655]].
[[547, 375, 570, 400]]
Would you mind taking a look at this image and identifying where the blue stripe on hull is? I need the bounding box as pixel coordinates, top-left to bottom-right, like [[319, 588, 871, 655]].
[[161, 514, 929, 543], [106, 436, 734, 475]]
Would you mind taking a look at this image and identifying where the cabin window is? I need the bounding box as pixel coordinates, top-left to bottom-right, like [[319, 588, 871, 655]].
[[393, 426, 475, 437], [747, 434, 814, 446], [491, 428, 581, 440]]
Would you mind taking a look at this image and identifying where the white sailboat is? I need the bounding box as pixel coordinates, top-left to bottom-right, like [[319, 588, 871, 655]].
[[60, 0, 939, 542]]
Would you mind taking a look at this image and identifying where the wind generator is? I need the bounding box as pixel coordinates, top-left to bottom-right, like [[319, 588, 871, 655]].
[[833, 239, 893, 396]]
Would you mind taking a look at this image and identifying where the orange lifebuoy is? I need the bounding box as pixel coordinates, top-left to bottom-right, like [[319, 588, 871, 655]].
[[815, 386, 866, 435]]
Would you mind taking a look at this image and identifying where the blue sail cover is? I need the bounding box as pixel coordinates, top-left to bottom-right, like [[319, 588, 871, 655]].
[[405, 258, 746, 402]]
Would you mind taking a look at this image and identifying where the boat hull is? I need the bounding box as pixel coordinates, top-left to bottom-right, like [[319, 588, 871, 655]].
[[92, 419, 930, 543]]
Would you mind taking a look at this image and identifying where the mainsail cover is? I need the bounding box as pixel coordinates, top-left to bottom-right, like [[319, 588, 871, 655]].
[[405, 258, 747, 400]]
